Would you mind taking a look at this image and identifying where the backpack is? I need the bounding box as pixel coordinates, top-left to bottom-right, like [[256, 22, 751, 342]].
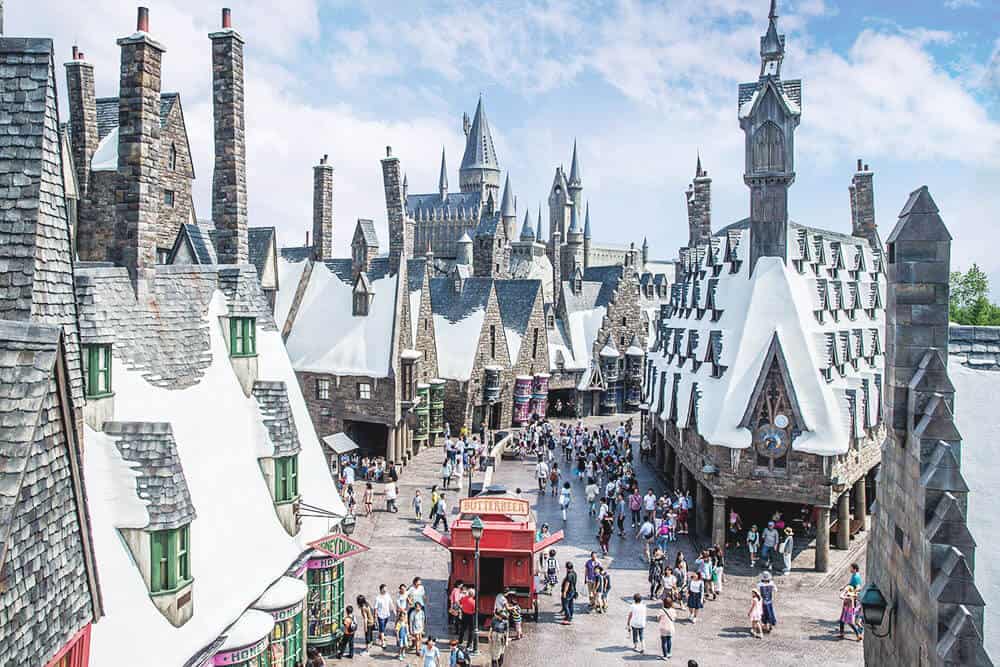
[[453, 645, 470, 664]]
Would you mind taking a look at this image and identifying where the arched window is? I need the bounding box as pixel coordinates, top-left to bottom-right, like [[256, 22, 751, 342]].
[[169, 143, 178, 171], [752, 122, 784, 173]]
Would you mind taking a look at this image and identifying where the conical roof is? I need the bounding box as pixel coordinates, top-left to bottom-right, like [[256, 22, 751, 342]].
[[568, 140, 582, 188], [583, 202, 592, 239], [536, 205, 543, 240], [500, 174, 515, 218], [460, 96, 500, 173], [520, 210, 535, 241], [438, 147, 448, 196], [761, 0, 783, 58]]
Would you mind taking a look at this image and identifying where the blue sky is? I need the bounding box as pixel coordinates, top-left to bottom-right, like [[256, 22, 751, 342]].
[[15, 0, 1000, 282]]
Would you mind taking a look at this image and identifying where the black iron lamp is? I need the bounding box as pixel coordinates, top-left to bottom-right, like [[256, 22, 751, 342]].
[[860, 582, 893, 638], [471, 516, 485, 655]]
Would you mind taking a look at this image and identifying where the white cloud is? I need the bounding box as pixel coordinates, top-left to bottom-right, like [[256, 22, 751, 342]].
[[944, 0, 981, 9]]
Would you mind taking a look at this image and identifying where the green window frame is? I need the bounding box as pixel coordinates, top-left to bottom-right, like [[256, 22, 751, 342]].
[[275, 455, 299, 503], [83, 344, 113, 398], [306, 562, 345, 643], [230, 317, 257, 357], [150, 525, 192, 594], [269, 611, 303, 667]]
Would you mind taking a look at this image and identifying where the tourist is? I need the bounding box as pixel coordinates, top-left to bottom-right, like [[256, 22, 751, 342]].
[[395, 584, 409, 627], [848, 562, 863, 590], [420, 636, 441, 667], [385, 478, 399, 513], [413, 489, 424, 520], [585, 478, 600, 515], [657, 599, 677, 660], [640, 434, 652, 462], [450, 639, 470, 667], [560, 562, 578, 624], [585, 552, 601, 610], [343, 461, 356, 486], [711, 546, 725, 596], [643, 488, 657, 522], [441, 460, 453, 490], [363, 482, 375, 517], [337, 604, 357, 659], [747, 524, 760, 567], [599, 511, 615, 556], [396, 614, 410, 661], [410, 577, 427, 615], [662, 566, 679, 607], [628, 489, 642, 528], [779, 527, 794, 574], [637, 517, 655, 561], [558, 481, 573, 522], [542, 549, 559, 594], [550, 464, 561, 497], [748, 590, 763, 638], [457, 587, 477, 649], [306, 647, 325, 667], [488, 614, 509, 666], [758, 571, 777, 633], [509, 596, 523, 640], [728, 508, 742, 548], [433, 493, 449, 532], [626, 592, 648, 653], [761, 521, 779, 569], [686, 572, 704, 623], [448, 580, 464, 631], [838, 586, 864, 641], [535, 458, 549, 493], [595, 564, 611, 614], [411, 602, 427, 652], [356, 595, 375, 656], [649, 548, 666, 600], [345, 483, 357, 516], [374, 584, 394, 647], [429, 485, 440, 524]]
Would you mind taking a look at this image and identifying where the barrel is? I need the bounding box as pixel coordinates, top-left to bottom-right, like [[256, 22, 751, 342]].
[[429, 379, 446, 435], [513, 376, 533, 425], [531, 373, 550, 417], [483, 366, 502, 404], [415, 383, 430, 442]]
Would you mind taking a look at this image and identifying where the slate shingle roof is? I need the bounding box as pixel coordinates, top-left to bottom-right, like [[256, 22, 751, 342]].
[[248, 227, 275, 281], [355, 220, 378, 247], [103, 422, 197, 532], [495, 280, 540, 336], [252, 381, 302, 458], [95, 92, 177, 139], [460, 97, 500, 172], [172, 222, 218, 265], [430, 276, 492, 321]]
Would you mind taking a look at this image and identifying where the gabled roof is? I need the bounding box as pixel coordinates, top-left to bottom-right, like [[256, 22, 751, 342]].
[[353, 219, 379, 247], [886, 186, 951, 243], [496, 280, 542, 361], [430, 277, 493, 380], [460, 96, 500, 173], [247, 227, 276, 284], [169, 222, 218, 265], [93, 92, 195, 178]]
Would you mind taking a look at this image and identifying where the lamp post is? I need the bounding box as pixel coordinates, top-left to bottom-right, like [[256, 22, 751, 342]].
[[471, 516, 484, 655], [639, 402, 649, 442], [860, 582, 894, 638]]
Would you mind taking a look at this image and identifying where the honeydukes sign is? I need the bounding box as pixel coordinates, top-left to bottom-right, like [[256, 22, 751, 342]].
[[459, 496, 530, 518]]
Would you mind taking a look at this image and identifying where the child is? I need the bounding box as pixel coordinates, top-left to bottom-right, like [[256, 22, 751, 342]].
[[396, 615, 410, 661], [839, 587, 863, 641], [509, 598, 523, 640], [413, 489, 424, 520], [543, 549, 559, 594], [749, 589, 763, 638], [411, 601, 426, 651], [595, 565, 611, 613]]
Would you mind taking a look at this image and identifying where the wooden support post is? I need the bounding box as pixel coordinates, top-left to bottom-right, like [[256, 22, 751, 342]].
[[815, 505, 831, 572], [837, 492, 850, 550]]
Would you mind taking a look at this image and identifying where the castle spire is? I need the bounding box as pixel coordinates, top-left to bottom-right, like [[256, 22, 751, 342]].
[[520, 209, 535, 241], [438, 147, 448, 199], [500, 174, 516, 220], [536, 204, 543, 241], [696, 151, 703, 177], [760, 0, 784, 78], [568, 140, 582, 188], [583, 202, 592, 239]]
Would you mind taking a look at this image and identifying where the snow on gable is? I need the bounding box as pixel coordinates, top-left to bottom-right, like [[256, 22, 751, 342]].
[[286, 261, 396, 377], [275, 254, 308, 330], [652, 223, 885, 457], [91, 126, 118, 171], [84, 292, 346, 667], [430, 278, 491, 381]]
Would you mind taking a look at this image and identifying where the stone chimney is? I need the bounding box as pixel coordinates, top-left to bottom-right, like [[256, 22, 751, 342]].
[[382, 146, 411, 273], [65, 45, 98, 201], [850, 158, 877, 244], [115, 6, 164, 287], [312, 154, 334, 261], [210, 7, 248, 264], [685, 155, 712, 247]]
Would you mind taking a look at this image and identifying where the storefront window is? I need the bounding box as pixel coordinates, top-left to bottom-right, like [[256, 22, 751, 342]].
[[269, 611, 303, 667], [306, 559, 344, 646]]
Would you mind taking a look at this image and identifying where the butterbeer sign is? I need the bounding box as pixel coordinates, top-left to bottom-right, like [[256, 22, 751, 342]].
[[459, 496, 530, 518]]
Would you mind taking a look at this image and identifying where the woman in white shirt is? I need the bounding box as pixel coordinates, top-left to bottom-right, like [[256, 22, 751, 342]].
[[687, 572, 705, 623], [626, 593, 648, 654]]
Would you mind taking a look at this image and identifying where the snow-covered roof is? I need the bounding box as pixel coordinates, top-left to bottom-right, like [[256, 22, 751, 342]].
[[322, 432, 360, 455], [650, 221, 885, 456], [510, 252, 554, 303], [430, 277, 491, 380], [274, 250, 308, 330], [91, 126, 118, 171], [253, 576, 307, 611], [495, 280, 542, 364], [285, 259, 399, 377], [78, 266, 346, 666]]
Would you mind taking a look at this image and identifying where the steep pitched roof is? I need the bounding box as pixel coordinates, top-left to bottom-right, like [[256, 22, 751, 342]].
[[429, 277, 493, 380], [95, 92, 178, 139], [568, 140, 582, 187], [170, 222, 219, 265], [248, 227, 276, 283], [460, 96, 500, 173], [354, 219, 379, 247], [496, 280, 542, 361]]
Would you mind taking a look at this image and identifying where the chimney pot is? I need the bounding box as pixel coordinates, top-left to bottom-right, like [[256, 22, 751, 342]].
[[222, 7, 232, 29], [386, 146, 392, 157], [857, 158, 863, 171], [79, 50, 86, 60], [137, 6, 149, 33], [72, 45, 79, 60], [306, 231, 310, 246], [864, 164, 869, 171]]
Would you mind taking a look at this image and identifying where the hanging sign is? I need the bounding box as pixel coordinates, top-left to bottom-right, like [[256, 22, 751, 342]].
[[459, 496, 530, 518]]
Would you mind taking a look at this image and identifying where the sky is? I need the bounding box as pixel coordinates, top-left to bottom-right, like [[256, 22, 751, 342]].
[[11, 0, 1000, 283]]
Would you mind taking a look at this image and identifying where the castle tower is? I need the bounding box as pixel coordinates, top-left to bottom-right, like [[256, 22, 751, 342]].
[[456, 231, 473, 268], [500, 174, 517, 242], [849, 158, 877, 245], [564, 202, 584, 278], [536, 204, 543, 242], [583, 202, 592, 270], [739, 0, 801, 271], [548, 166, 571, 242], [312, 154, 334, 261], [438, 147, 448, 200], [459, 96, 500, 203], [568, 140, 583, 215], [686, 154, 712, 247], [641, 236, 649, 271], [115, 6, 164, 287]]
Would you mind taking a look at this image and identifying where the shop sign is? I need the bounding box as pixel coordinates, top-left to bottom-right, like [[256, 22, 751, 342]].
[[459, 496, 530, 517], [307, 533, 370, 560], [213, 637, 267, 665], [270, 602, 303, 622]]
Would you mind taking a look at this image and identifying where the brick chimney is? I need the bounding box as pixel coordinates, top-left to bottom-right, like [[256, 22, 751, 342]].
[[382, 146, 411, 273], [115, 6, 164, 287], [65, 46, 98, 201], [312, 154, 334, 261], [850, 158, 876, 244], [210, 7, 248, 264]]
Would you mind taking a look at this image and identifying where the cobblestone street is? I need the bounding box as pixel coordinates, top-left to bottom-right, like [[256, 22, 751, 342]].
[[331, 419, 865, 666]]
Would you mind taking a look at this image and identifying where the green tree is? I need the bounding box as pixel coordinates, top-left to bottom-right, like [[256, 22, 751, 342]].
[[950, 265, 995, 325]]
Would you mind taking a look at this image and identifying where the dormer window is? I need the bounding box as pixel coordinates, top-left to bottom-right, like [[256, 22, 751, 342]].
[[150, 525, 191, 595], [353, 291, 370, 316], [274, 455, 299, 503], [546, 314, 555, 329], [230, 317, 256, 357], [83, 343, 113, 398]]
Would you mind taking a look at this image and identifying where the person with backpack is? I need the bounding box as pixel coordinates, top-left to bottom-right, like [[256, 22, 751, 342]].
[[449, 639, 470, 666], [595, 564, 612, 614], [337, 605, 358, 659], [560, 562, 578, 624]]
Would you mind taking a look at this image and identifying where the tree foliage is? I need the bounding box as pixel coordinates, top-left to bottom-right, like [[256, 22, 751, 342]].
[[950, 264, 1000, 325]]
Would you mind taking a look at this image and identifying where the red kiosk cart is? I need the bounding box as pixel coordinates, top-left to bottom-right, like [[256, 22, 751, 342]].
[[422, 496, 563, 622]]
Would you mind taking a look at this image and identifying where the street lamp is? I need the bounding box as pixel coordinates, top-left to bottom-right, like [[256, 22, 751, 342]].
[[467, 454, 475, 498], [639, 402, 649, 441], [471, 516, 485, 655], [860, 582, 894, 638]]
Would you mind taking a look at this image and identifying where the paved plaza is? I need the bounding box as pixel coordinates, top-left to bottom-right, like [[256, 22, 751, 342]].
[[332, 418, 865, 666]]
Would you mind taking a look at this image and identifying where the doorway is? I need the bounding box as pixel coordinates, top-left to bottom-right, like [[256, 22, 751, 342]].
[[479, 557, 505, 598]]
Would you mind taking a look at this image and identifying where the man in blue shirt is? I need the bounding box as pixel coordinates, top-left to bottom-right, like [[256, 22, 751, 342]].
[[848, 562, 863, 589]]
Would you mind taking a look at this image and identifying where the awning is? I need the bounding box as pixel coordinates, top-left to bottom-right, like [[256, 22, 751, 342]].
[[322, 433, 359, 455], [533, 529, 565, 553], [422, 525, 453, 549]]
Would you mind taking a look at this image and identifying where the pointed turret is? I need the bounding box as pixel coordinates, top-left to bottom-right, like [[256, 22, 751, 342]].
[[459, 95, 501, 202], [760, 0, 785, 78], [438, 147, 448, 199], [568, 140, 582, 188], [456, 231, 473, 267], [641, 236, 649, 271], [520, 209, 535, 241], [548, 166, 571, 240], [536, 205, 543, 242], [500, 174, 515, 218], [403, 172, 409, 198], [568, 201, 581, 235], [583, 202, 592, 239]]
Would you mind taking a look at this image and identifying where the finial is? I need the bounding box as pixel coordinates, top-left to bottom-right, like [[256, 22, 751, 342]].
[[769, 0, 778, 20], [386, 146, 392, 157], [696, 151, 702, 177]]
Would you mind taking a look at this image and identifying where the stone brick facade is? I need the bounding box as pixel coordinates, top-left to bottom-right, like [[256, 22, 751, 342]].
[[850, 159, 876, 245], [157, 97, 195, 252], [298, 370, 396, 434], [64, 50, 97, 201], [685, 158, 711, 247], [312, 156, 333, 261]]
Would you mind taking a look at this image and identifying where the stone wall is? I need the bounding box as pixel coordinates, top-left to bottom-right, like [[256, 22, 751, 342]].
[[511, 295, 550, 378], [157, 101, 194, 253], [296, 370, 396, 438], [949, 325, 1000, 370], [592, 267, 647, 359]]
